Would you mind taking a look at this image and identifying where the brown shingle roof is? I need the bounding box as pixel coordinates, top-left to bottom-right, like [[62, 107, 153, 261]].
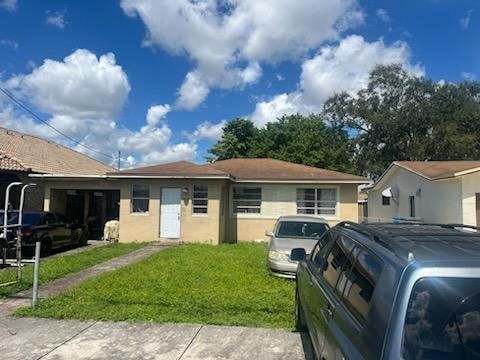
[[209, 158, 368, 182], [0, 127, 115, 175], [109, 161, 230, 177], [395, 161, 480, 180]]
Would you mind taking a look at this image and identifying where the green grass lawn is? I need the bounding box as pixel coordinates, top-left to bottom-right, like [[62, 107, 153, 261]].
[[17, 243, 296, 329], [0, 242, 146, 297]]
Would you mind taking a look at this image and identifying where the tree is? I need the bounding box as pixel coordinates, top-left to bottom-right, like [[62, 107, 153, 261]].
[[207, 114, 356, 173], [324, 64, 480, 178], [206, 118, 259, 161], [254, 114, 356, 173]]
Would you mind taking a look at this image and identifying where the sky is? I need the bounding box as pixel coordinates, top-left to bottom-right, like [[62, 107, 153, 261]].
[[0, 0, 478, 168]]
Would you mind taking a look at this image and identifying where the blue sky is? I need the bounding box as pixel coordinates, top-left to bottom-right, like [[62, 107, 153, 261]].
[[0, 0, 478, 167]]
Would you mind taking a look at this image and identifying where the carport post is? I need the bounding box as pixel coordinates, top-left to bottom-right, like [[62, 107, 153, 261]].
[[32, 239, 41, 309]]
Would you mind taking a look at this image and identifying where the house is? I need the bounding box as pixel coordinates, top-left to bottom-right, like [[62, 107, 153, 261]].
[[33, 158, 368, 244], [0, 127, 116, 237], [366, 161, 480, 226]]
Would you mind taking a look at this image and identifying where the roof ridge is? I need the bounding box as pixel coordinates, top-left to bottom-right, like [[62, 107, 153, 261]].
[[0, 127, 115, 171]]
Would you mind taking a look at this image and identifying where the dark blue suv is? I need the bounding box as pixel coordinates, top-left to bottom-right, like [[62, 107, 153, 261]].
[[292, 222, 480, 359]]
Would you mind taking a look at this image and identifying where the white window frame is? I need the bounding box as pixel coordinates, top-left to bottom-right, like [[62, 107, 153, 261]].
[[131, 184, 150, 214], [192, 184, 208, 215], [232, 186, 262, 215], [296, 187, 338, 217]]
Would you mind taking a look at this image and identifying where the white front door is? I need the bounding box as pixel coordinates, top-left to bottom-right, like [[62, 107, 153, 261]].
[[160, 188, 181, 238]]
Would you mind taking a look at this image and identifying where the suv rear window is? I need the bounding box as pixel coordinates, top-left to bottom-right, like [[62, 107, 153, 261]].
[[402, 277, 480, 359]]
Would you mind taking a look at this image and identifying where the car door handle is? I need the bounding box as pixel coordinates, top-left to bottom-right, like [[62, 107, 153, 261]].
[[308, 275, 314, 286]]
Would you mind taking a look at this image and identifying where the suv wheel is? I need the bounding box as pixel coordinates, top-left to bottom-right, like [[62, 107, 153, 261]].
[[41, 238, 52, 257], [295, 290, 307, 332]]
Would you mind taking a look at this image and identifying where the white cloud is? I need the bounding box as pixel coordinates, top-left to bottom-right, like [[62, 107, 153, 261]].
[[146, 104, 170, 127], [376, 9, 391, 23], [46, 10, 66, 29], [176, 71, 210, 110], [185, 120, 226, 142], [0, 39, 18, 49], [462, 72, 477, 81], [250, 35, 424, 127], [0, 0, 16, 12], [1, 49, 197, 167], [460, 9, 473, 29], [121, 0, 363, 109]]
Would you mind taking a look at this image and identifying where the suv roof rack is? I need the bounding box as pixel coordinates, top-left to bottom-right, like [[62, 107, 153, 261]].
[[335, 221, 480, 262], [337, 221, 413, 260]]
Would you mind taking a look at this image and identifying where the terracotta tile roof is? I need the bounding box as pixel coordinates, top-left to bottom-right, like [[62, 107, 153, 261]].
[[209, 158, 368, 182], [394, 161, 480, 180], [109, 161, 230, 177], [0, 127, 115, 175], [0, 152, 27, 172]]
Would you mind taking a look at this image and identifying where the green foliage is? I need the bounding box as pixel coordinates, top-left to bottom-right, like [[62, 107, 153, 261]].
[[324, 64, 480, 178], [0, 243, 146, 297], [209, 64, 480, 179], [208, 115, 356, 173], [18, 244, 296, 329], [206, 118, 260, 161]]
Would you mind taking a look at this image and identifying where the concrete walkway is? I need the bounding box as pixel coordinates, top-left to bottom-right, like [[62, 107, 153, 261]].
[[48, 240, 110, 258], [0, 244, 167, 316], [0, 317, 311, 359]]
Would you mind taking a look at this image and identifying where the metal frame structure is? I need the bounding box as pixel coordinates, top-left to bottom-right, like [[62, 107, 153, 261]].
[[0, 181, 41, 308]]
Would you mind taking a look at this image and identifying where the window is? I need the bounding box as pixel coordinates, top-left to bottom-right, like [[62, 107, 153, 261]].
[[321, 235, 355, 290], [309, 231, 335, 271], [297, 188, 337, 216], [131, 185, 149, 213], [341, 250, 382, 326], [402, 277, 480, 359], [233, 187, 262, 214], [409, 196, 416, 217], [193, 185, 208, 214], [382, 196, 390, 206], [276, 221, 329, 240]]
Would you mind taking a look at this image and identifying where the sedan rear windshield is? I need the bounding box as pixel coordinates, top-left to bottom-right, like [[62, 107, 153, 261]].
[[0, 212, 40, 226], [402, 276, 480, 360], [276, 221, 328, 239]]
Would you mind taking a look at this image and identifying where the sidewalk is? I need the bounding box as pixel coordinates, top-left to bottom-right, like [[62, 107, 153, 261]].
[[0, 317, 310, 359], [0, 244, 167, 316]]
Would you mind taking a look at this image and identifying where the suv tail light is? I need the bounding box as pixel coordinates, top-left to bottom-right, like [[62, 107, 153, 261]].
[[22, 228, 33, 237]]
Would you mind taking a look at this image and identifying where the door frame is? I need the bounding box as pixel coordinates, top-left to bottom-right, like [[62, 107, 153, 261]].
[[159, 187, 182, 239]]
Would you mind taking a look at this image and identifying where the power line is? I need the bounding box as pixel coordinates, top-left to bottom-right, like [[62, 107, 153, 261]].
[[0, 86, 115, 161]]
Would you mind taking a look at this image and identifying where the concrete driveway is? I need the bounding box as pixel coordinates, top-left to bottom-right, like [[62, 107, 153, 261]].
[[0, 317, 313, 359]]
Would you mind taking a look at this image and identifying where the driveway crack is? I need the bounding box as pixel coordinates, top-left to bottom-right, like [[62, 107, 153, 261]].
[[177, 325, 203, 360], [35, 321, 98, 360]]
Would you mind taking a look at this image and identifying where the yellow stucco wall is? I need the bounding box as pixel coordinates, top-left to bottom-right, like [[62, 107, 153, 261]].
[[227, 183, 359, 242], [43, 178, 224, 244], [43, 179, 360, 244]]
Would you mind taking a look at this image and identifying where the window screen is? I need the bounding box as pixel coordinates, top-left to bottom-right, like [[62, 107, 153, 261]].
[[131, 185, 149, 213], [233, 187, 261, 214], [297, 188, 337, 215], [193, 185, 208, 214]]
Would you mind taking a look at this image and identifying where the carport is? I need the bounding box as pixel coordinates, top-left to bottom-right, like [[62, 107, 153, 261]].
[[48, 188, 120, 239]]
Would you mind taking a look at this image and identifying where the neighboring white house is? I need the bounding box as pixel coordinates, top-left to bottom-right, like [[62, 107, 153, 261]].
[[367, 161, 480, 226]]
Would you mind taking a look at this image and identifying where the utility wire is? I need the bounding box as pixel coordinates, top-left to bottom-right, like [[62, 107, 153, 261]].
[[0, 86, 115, 160]]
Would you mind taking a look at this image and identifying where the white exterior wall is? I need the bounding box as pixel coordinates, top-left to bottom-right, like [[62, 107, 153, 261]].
[[461, 172, 480, 226], [368, 166, 463, 223]]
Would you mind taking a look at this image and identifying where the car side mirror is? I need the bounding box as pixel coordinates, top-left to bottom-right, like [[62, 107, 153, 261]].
[[265, 230, 274, 237], [290, 248, 306, 261]]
